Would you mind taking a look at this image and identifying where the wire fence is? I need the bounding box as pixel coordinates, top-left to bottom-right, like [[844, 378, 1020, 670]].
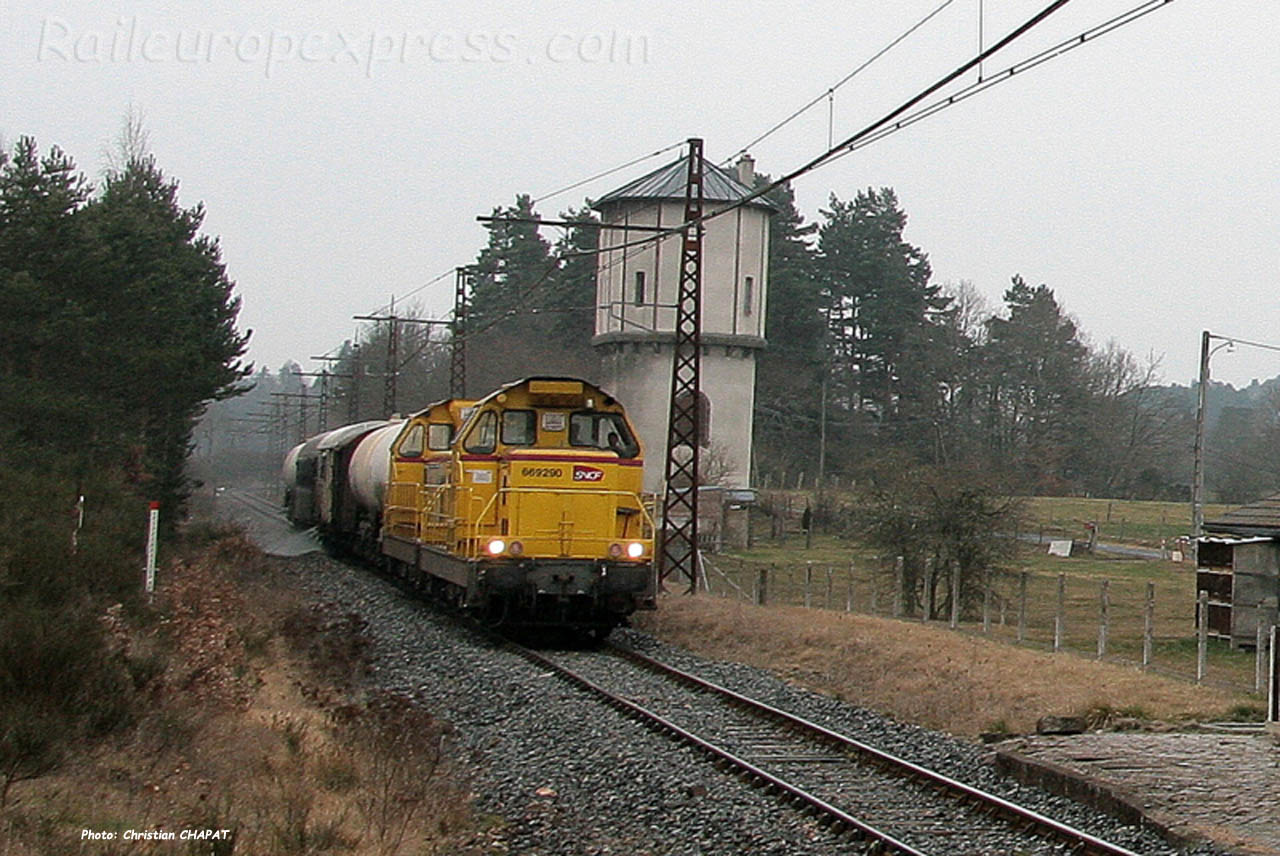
[[700, 554, 1275, 699]]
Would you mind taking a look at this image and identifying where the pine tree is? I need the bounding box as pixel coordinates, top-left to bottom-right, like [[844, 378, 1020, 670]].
[[752, 175, 823, 473], [816, 188, 947, 443], [980, 276, 1090, 490]]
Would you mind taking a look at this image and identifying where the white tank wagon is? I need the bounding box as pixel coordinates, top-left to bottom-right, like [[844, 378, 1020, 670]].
[[282, 433, 330, 526], [282, 421, 389, 531], [347, 421, 406, 514], [282, 443, 304, 492], [314, 421, 393, 536]]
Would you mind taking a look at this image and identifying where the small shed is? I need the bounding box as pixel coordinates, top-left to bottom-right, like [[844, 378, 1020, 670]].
[[1199, 495, 1280, 648]]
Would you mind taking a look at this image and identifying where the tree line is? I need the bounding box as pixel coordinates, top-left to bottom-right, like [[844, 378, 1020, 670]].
[[0, 131, 249, 799], [432, 177, 1194, 500], [0, 134, 250, 513], [259, 164, 1269, 505]]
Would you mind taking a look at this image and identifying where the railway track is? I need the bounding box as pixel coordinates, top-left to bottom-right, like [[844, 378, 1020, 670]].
[[221, 487, 289, 522], [509, 639, 1144, 856]]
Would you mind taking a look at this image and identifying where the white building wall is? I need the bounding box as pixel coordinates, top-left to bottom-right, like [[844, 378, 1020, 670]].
[[594, 191, 769, 495], [597, 201, 768, 341], [600, 342, 756, 493]]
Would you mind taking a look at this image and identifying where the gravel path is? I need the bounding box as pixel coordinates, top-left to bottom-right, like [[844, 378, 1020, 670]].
[[270, 544, 1225, 855]]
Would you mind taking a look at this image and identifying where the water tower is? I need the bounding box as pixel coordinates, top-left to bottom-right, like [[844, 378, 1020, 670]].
[[592, 151, 774, 492]]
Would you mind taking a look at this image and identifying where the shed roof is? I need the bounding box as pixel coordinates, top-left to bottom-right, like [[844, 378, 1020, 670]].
[[1204, 493, 1280, 537], [593, 154, 777, 212]]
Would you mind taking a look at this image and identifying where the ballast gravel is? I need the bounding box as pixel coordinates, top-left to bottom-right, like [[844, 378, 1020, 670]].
[[278, 551, 1223, 856]]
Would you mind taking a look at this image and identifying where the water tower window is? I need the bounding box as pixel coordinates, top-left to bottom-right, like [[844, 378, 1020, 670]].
[[743, 276, 754, 316], [634, 270, 646, 306]]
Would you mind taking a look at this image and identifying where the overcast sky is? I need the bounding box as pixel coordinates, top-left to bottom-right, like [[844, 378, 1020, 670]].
[[3, 0, 1276, 388]]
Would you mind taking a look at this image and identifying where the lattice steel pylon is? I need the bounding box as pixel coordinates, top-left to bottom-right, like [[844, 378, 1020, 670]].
[[383, 296, 399, 417], [658, 138, 704, 593], [451, 267, 470, 399]]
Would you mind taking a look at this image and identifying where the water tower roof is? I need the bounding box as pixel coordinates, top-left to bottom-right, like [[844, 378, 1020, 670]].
[[593, 154, 777, 212]]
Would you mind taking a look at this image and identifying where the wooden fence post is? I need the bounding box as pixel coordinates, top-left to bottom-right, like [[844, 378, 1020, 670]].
[[1017, 571, 1028, 643], [846, 562, 854, 613], [1097, 579, 1110, 660], [922, 557, 934, 623], [949, 560, 960, 629], [804, 561, 813, 608], [1142, 582, 1154, 669], [894, 556, 905, 618], [1255, 605, 1267, 695], [982, 569, 992, 634], [756, 566, 769, 606], [1054, 572, 1066, 652], [1269, 626, 1278, 724], [825, 566, 833, 610], [1197, 590, 1209, 684]]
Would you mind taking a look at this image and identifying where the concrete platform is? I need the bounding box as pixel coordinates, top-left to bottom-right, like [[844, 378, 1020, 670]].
[[995, 730, 1280, 855]]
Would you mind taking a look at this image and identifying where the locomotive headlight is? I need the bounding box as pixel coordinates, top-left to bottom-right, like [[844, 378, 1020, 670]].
[[627, 542, 645, 559], [487, 539, 506, 556], [608, 543, 623, 558], [509, 540, 524, 557]]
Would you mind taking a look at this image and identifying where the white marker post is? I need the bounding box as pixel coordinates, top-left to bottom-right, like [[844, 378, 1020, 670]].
[[71, 494, 85, 553], [144, 501, 159, 599]]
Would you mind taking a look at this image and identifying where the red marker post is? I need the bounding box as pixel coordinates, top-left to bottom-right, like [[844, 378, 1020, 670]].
[[144, 501, 159, 598]]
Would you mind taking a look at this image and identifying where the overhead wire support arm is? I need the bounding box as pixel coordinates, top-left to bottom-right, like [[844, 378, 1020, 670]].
[[475, 215, 671, 233], [354, 304, 454, 417]]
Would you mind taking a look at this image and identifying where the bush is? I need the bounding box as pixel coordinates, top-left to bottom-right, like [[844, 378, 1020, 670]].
[[0, 449, 148, 804]]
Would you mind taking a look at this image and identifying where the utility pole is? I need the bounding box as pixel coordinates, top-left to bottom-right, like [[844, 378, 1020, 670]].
[[348, 344, 361, 420], [310, 353, 358, 424], [355, 306, 459, 418], [1192, 330, 1211, 563], [384, 297, 398, 416], [296, 369, 332, 431], [658, 138, 705, 594], [272, 391, 316, 444], [452, 267, 471, 399]]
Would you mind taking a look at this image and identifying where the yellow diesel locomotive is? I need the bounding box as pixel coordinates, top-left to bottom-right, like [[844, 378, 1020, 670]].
[[284, 377, 657, 634]]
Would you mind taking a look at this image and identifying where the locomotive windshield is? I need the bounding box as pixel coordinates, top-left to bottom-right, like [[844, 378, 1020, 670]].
[[569, 412, 638, 459]]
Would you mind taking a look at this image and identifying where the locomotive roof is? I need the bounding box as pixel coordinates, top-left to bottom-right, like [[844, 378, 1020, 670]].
[[475, 376, 621, 408], [593, 154, 777, 212]]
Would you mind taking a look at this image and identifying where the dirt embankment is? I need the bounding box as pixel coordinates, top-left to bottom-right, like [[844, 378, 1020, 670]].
[[636, 595, 1254, 737], [1, 533, 473, 856]]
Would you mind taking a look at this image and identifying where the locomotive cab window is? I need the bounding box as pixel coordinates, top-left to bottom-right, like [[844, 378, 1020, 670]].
[[501, 410, 536, 446], [399, 424, 425, 458], [427, 423, 453, 451], [569, 412, 638, 459], [464, 411, 497, 454]]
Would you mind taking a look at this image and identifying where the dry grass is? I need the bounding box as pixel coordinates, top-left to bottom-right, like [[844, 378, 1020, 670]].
[[636, 594, 1255, 738], [0, 534, 475, 856]]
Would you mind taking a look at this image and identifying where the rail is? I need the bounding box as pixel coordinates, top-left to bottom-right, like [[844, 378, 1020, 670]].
[[606, 642, 1144, 856]]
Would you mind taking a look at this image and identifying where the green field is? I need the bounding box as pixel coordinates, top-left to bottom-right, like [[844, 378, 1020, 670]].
[[1018, 496, 1233, 547]]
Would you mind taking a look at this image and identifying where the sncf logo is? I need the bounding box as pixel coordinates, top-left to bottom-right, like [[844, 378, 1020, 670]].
[[572, 465, 605, 482]]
